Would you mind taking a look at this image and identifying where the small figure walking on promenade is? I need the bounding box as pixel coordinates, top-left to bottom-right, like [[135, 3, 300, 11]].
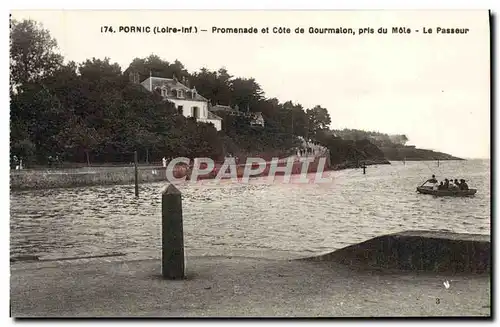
[[162, 157, 167, 168]]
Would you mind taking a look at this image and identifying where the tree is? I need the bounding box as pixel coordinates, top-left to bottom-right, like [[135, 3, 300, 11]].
[[10, 82, 70, 163], [10, 19, 63, 90], [230, 77, 264, 111], [278, 101, 308, 137], [400, 134, 409, 145], [306, 105, 331, 140], [191, 67, 233, 105], [170, 59, 190, 82], [56, 116, 102, 164], [125, 55, 192, 84], [79, 57, 123, 86]]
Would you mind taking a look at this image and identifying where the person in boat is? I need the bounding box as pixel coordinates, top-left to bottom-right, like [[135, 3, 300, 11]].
[[449, 179, 459, 190], [425, 175, 438, 190], [443, 178, 450, 189], [459, 179, 469, 190], [427, 175, 438, 184], [454, 179, 461, 188], [437, 181, 445, 190]]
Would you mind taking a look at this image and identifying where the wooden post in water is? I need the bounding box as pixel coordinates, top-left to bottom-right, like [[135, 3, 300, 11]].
[[134, 151, 139, 197], [162, 184, 185, 279]]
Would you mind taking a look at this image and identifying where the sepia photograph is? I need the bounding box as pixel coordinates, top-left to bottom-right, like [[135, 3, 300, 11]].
[[9, 9, 491, 318]]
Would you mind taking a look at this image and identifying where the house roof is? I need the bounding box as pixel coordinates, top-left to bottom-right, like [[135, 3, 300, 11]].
[[207, 111, 223, 120], [141, 77, 208, 102]]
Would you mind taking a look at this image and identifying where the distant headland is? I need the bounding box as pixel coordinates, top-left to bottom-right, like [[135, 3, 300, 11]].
[[317, 129, 462, 169], [379, 145, 463, 161]]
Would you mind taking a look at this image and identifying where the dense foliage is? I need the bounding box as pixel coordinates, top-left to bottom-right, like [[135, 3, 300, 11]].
[[333, 129, 409, 147], [10, 19, 335, 167], [11, 19, 422, 168]]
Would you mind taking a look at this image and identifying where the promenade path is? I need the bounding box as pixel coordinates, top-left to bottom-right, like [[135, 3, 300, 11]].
[[11, 251, 490, 317]]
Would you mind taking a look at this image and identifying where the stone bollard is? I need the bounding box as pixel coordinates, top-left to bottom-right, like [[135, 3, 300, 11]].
[[162, 184, 185, 279]]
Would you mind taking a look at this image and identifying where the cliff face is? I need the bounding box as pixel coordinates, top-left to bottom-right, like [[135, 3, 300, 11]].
[[380, 146, 463, 161], [324, 138, 390, 167]]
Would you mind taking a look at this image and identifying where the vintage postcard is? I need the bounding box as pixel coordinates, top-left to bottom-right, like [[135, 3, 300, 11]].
[[9, 10, 491, 318]]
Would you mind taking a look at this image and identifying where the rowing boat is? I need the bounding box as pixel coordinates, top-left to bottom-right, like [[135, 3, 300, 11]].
[[416, 186, 477, 197]]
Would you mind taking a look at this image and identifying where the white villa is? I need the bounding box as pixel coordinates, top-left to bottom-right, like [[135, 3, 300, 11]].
[[138, 74, 222, 131], [210, 104, 265, 127], [251, 112, 265, 127]]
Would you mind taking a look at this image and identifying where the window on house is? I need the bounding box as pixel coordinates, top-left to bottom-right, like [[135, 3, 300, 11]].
[[192, 106, 200, 118], [130, 72, 140, 84], [177, 106, 183, 115], [177, 90, 184, 98], [161, 88, 167, 97]]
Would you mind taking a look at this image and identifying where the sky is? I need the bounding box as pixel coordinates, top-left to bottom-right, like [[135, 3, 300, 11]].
[[11, 10, 491, 159]]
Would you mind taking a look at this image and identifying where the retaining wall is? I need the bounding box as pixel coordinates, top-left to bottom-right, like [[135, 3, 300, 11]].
[[10, 156, 332, 190], [305, 230, 490, 274]]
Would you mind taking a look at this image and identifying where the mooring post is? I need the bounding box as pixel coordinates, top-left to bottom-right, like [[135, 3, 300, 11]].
[[134, 151, 139, 197], [363, 165, 366, 175], [162, 184, 185, 279]]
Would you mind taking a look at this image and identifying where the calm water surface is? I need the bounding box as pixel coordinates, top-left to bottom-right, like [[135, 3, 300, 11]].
[[10, 160, 490, 260]]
